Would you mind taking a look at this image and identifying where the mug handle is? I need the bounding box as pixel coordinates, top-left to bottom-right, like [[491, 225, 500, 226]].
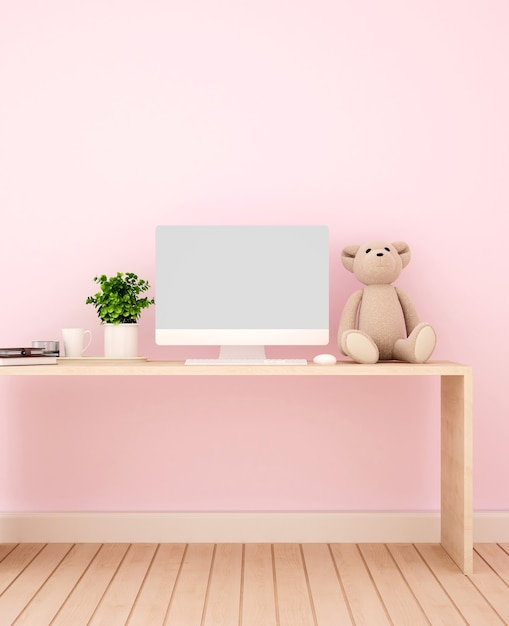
[[82, 330, 92, 354]]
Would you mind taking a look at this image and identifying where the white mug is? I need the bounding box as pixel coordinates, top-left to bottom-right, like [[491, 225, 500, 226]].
[[62, 328, 92, 357]]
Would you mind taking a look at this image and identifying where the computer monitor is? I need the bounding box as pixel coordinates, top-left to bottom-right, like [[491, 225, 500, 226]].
[[155, 225, 329, 361]]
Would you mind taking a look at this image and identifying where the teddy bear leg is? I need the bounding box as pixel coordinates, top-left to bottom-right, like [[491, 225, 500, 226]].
[[393, 323, 436, 364], [342, 330, 379, 364]]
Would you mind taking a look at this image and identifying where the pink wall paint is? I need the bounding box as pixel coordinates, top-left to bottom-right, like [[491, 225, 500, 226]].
[[1, 0, 508, 513]]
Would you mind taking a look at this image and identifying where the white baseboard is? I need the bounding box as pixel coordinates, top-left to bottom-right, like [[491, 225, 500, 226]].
[[0, 511, 507, 544], [473, 512, 509, 542]]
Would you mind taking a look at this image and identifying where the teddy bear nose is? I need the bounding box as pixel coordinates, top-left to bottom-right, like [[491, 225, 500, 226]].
[[377, 252, 384, 257]]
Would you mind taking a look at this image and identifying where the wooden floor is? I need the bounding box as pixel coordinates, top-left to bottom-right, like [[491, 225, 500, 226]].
[[0, 543, 508, 625]]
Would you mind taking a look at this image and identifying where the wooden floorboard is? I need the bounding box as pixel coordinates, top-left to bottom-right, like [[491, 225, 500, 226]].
[[127, 543, 185, 626], [0, 543, 507, 625], [242, 543, 277, 626]]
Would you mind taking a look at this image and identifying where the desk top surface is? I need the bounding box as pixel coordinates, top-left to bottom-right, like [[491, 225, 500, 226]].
[[0, 359, 471, 376]]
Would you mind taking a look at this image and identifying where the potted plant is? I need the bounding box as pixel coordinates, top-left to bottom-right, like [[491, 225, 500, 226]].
[[86, 272, 155, 357]]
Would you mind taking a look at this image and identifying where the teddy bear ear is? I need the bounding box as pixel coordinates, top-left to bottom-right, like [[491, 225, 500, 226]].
[[392, 241, 411, 268], [341, 245, 360, 273]]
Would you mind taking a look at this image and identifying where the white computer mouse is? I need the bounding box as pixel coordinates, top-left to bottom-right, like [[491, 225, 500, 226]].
[[313, 353, 337, 365]]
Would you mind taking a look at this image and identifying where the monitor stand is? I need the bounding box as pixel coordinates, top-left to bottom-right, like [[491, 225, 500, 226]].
[[185, 345, 307, 365], [218, 345, 266, 360]]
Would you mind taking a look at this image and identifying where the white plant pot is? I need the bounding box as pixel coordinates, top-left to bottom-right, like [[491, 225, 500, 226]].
[[103, 323, 139, 358]]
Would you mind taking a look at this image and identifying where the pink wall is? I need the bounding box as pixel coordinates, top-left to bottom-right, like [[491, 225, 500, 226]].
[[1, 0, 508, 513]]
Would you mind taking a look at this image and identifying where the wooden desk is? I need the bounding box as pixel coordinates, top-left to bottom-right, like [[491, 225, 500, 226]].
[[0, 359, 473, 573]]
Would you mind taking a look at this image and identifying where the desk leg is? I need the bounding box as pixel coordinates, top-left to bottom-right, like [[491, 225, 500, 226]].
[[441, 373, 473, 574]]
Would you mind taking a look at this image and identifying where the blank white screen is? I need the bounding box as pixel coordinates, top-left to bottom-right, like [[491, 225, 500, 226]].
[[155, 225, 329, 343]]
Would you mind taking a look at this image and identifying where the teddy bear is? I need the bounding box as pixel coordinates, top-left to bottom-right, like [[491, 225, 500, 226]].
[[338, 241, 436, 364]]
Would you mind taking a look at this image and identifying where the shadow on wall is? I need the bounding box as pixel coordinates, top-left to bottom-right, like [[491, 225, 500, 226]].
[[1, 375, 440, 512]]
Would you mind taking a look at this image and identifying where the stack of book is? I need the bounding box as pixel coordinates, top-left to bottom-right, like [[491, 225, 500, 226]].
[[0, 347, 57, 366]]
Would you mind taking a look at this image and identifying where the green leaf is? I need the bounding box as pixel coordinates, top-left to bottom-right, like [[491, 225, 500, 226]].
[[85, 272, 155, 323]]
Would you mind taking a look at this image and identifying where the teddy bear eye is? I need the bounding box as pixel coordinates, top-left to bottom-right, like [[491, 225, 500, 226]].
[[384, 247, 390, 252], [365, 248, 371, 254]]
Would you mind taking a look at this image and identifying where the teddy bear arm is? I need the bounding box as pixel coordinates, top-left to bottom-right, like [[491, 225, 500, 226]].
[[395, 287, 420, 335], [338, 290, 363, 336]]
